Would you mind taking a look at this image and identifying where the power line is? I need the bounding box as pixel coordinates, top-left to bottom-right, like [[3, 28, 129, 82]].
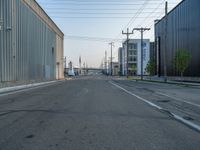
[[64, 35, 122, 42], [112, 0, 149, 41], [47, 12, 164, 15], [44, 7, 163, 10], [51, 16, 159, 19]]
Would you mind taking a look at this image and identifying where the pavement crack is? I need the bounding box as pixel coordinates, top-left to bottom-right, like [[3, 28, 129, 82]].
[[25, 134, 35, 139]]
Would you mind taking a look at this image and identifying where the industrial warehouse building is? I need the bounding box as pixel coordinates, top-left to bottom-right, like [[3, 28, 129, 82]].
[[155, 0, 200, 77], [0, 0, 64, 82]]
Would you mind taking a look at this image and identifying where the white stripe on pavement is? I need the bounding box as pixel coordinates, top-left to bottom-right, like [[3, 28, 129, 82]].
[[156, 91, 200, 108], [130, 80, 200, 108], [110, 81, 162, 110], [109, 81, 200, 132]]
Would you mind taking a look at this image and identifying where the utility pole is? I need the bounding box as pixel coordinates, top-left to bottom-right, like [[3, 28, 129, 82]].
[[163, 1, 168, 82], [109, 42, 114, 76], [122, 28, 133, 78], [64, 57, 67, 69], [64, 57, 67, 76], [105, 50, 107, 74], [79, 56, 82, 75], [83, 62, 86, 75], [133, 28, 150, 80]]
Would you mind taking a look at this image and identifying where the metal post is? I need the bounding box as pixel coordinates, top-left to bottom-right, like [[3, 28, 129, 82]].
[[163, 1, 168, 82], [133, 28, 150, 80], [109, 42, 114, 76], [105, 50, 107, 74], [111, 43, 113, 76]]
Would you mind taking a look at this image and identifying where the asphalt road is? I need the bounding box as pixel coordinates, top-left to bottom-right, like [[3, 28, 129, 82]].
[[0, 76, 200, 150]]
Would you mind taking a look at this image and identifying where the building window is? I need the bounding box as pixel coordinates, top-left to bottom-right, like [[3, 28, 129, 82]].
[[129, 44, 133, 50], [143, 49, 146, 61], [129, 56, 137, 62], [133, 56, 137, 62], [143, 43, 147, 48], [129, 50, 133, 55], [133, 43, 137, 50], [129, 50, 137, 56], [133, 50, 137, 55]]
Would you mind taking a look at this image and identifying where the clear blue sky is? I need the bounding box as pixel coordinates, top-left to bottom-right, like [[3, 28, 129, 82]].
[[37, 0, 182, 67]]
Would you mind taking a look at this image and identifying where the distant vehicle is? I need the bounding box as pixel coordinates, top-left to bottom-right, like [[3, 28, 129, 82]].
[[68, 69, 75, 76], [68, 61, 75, 76]]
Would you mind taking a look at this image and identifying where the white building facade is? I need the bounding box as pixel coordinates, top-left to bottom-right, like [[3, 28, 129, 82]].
[[118, 47, 125, 76], [121, 39, 150, 76]]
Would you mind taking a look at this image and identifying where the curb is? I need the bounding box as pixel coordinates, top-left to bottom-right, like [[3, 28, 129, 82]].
[[0, 80, 61, 94], [133, 79, 200, 87], [110, 81, 200, 133]]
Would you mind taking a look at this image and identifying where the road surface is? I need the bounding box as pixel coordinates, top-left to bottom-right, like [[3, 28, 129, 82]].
[[0, 76, 200, 150]]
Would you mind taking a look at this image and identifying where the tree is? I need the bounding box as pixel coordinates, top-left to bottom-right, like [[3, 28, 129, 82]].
[[173, 49, 191, 77], [145, 59, 156, 79], [131, 64, 137, 76]]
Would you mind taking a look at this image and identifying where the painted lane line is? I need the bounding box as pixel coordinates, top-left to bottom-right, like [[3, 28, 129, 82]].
[[110, 81, 162, 110], [156, 91, 200, 108], [123, 80, 200, 108], [173, 114, 200, 132], [110, 81, 200, 133]]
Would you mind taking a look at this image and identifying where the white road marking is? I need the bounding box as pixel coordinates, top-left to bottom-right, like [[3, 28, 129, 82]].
[[110, 81, 162, 110], [129, 80, 200, 108], [173, 114, 200, 132], [110, 81, 200, 132], [156, 91, 200, 108]]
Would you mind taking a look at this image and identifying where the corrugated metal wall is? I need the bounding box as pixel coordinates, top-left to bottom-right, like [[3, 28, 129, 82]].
[[0, 0, 57, 82], [155, 0, 200, 77]]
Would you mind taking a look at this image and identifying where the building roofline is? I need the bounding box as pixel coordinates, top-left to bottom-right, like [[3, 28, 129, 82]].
[[122, 39, 150, 44], [155, 0, 185, 25], [22, 0, 64, 38]]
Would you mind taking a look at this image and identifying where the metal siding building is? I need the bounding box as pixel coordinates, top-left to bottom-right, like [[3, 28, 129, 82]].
[[0, 0, 64, 82], [155, 0, 200, 77]]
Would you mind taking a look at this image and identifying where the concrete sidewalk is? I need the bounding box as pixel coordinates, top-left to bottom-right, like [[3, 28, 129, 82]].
[[144, 76, 200, 86], [114, 76, 200, 87], [0, 80, 62, 94]]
